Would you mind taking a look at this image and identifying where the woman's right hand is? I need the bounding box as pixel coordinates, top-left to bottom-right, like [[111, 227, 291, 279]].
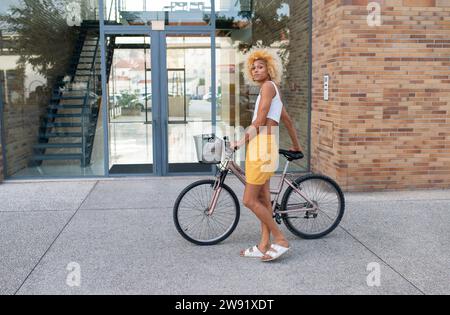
[[230, 141, 240, 151]]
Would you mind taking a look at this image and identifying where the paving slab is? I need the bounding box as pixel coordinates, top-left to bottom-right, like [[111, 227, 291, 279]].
[[0, 182, 96, 212], [0, 211, 74, 295], [344, 189, 450, 203], [3, 179, 447, 295], [341, 199, 450, 295], [80, 177, 246, 211], [17, 208, 420, 295]]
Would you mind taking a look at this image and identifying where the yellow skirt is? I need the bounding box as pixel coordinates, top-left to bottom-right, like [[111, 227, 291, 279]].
[[245, 134, 279, 185]]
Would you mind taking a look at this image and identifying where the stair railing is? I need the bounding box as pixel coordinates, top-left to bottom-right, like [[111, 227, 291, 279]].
[[108, 0, 115, 22], [81, 35, 101, 167]]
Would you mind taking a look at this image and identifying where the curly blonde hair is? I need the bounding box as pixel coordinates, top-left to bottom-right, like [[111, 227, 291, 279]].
[[243, 47, 283, 86]]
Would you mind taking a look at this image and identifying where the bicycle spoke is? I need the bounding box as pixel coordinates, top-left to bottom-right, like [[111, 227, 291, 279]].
[[178, 212, 204, 221], [212, 212, 235, 220], [209, 216, 228, 233], [206, 218, 215, 239], [178, 205, 203, 213], [180, 195, 198, 210], [190, 190, 205, 208], [175, 182, 238, 242], [181, 214, 205, 233], [284, 177, 342, 236]]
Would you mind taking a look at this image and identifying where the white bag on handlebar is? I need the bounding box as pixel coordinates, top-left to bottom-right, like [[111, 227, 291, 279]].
[[194, 134, 223, 164]]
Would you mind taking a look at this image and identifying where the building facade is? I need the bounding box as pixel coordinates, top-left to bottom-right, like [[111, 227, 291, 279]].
[[0, 0, 449, 191], [311, 0, 450, 191]]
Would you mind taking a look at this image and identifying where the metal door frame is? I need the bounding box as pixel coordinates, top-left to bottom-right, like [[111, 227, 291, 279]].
[[99, 13, 216, 176], [161, 30, 216, 176]]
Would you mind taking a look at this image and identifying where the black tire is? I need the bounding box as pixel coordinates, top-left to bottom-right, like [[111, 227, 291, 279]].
[[281, 174, 345, 239], [173, 180, 240, 245]]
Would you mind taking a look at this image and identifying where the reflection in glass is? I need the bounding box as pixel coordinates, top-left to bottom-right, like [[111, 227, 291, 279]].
[[104, 0, 212, 26], [215, 0, 252, 29], [166, 35, 213, 172], [0, 0, 104, 178], [107, 36, 153, 174], [215, 0, 310, 172]]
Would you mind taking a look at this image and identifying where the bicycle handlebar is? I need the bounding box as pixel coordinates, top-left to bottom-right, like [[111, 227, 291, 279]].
[[223, 136, 237, 153]]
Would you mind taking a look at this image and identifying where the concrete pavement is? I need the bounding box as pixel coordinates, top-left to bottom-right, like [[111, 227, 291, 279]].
[[0, 177, 449, 295]]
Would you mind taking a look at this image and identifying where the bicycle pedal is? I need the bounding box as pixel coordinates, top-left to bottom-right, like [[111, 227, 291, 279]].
[[274, 213, 282, 224]]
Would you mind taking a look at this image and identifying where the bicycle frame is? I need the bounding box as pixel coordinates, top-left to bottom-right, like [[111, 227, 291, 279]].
[[207, 153, 319, 216]]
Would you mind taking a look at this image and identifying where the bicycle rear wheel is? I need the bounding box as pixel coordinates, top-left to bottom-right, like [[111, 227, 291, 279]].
[[173, 180, 240, 245], [281, 174, 345, 239]]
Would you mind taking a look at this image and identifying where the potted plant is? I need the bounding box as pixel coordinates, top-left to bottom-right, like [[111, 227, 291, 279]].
[[117, 92, 141, 116]]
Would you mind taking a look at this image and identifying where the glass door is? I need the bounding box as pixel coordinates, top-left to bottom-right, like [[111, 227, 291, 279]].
[[104, 31, 215, 175], [106, 35, 154, 174], [165, 34, 214, 173]]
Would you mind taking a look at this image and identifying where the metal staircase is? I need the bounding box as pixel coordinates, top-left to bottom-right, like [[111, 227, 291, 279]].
[[31, 21, 115, 167]]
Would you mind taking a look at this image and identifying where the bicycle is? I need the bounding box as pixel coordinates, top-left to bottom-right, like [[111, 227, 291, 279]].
[[173, 135, 345, 245]]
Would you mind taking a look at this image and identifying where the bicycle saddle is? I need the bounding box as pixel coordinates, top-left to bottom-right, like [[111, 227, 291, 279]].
[[279, 149, 304, 161]]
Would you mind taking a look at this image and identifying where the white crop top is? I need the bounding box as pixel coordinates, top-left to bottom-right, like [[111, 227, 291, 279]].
[[252, 81, 283, 124]]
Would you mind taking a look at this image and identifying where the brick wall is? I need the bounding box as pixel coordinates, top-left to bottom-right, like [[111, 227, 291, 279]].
[[1, 66, 50, 177], [312, 0, 450, 191], [311, 0, 344, 182]]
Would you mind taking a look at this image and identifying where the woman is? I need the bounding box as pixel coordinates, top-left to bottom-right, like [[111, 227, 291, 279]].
[[231, 48, 303, 262]]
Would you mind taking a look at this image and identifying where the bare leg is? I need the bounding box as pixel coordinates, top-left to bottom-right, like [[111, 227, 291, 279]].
[[243, 183, 289, 250], [257, 180, 272, 253], [240, 181, 272, 255]]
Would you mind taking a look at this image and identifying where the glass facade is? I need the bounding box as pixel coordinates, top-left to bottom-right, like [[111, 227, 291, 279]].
[[166, 35, 213, 173], [0, 0, 105, 178], [104, 0, 212, 26], [0, 0, 311, 178], [215, 0, 310, 171], [106, 35, 153, 174]]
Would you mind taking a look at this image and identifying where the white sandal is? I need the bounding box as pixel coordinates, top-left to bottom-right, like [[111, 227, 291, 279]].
[[240, 245, 265, 258], [261, 244, 290, 262]]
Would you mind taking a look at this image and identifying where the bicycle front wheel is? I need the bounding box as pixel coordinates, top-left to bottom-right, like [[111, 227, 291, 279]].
[[173, 180, 240, 245], [281, 174, 345, 239]]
